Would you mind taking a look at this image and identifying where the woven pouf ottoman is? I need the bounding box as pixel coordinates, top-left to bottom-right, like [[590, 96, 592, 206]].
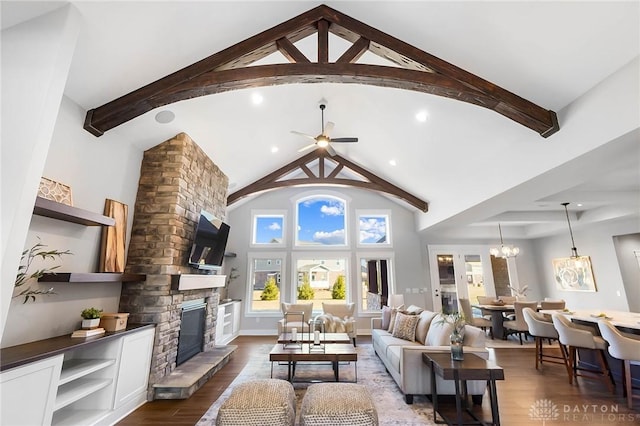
[[300, 383, 378, 426], [215, 378, 296, 426]]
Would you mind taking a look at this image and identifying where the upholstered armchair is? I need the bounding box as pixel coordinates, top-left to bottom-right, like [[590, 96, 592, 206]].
[[319, 302, 357, 346], [277, 302, 313, 336]]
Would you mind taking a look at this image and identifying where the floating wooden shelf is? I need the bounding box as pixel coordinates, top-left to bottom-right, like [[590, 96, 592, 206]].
[[33, 197, 115, 226], [38, 273, 146, 283]]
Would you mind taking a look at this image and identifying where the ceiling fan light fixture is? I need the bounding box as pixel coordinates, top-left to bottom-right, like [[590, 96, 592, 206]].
[[316, 137, 329, 147]]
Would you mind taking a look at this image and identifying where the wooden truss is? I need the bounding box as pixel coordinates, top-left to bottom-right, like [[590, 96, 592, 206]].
[[84, 4, 559, 138], [227, 148, 429, 212]]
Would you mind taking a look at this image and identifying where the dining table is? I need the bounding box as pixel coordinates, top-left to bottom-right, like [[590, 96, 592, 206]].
[[471, 304, 520, 340]]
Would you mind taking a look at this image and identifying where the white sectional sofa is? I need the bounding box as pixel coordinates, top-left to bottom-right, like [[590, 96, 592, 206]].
[[371, 307, 489, 404]]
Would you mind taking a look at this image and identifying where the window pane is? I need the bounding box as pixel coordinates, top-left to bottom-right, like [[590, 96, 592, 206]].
[[295, 258, 347, 311], [253, 215, 284, 244], [360, 258, 391, 312], [250, 257, 283, 312], [297, 196, 346, 246], [359, 215, 388, 244]]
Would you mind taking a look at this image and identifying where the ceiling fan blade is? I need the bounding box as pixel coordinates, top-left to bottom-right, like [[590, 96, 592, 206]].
[[331, 137, 359, 143], [297, 143, 317, 153], [291, 130, 316, 141], [325, 144, 337, 156], [323, 121, 335, 137]]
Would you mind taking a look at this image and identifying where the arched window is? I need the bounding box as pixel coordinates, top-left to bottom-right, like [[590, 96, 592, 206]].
[[295, 194, 347, 247]]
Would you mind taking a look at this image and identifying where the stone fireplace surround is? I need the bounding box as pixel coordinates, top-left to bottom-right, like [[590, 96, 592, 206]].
[[118, 132, 229, 399]]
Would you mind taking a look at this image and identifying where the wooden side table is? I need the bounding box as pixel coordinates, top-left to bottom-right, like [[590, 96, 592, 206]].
[[423, 352, 505, 426]]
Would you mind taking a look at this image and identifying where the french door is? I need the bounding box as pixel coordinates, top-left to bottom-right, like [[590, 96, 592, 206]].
[[427, 245, 496, 313]]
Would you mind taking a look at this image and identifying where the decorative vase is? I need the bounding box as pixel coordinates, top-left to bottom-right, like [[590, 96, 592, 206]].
[[82, 318, 100, 330], [450, 330, 464, 361]]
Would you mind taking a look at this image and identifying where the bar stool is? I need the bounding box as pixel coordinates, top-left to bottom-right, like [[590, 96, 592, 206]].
[[522, 308, 566, 369], [551, 313, 615, 392], [597, 319, 640, 409]]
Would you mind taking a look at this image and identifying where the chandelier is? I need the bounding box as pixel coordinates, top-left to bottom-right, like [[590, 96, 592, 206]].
[[490, 224, 520, 258]]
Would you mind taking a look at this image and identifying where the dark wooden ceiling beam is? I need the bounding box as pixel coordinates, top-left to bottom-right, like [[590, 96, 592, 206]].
[[317, 19, 329, 64], [276, 37, 310, 63], [336, 37, 370, 64], [83, 4, 558, 138], [227, 149, 429, 212]]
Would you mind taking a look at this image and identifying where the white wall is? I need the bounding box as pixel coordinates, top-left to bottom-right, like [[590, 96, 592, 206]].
[[613, 233, 640, 312], [531, 217, 639, 311], [225, 187, 425, 335], [1, 96, 144, 347], [0, 6, 81, 344]]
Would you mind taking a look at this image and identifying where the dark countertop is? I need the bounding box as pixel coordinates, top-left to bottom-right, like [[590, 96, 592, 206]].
[[1, 323, 155, 372]]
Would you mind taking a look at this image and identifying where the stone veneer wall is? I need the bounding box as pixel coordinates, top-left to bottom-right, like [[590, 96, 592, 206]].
[[119, 132, 229, 397]]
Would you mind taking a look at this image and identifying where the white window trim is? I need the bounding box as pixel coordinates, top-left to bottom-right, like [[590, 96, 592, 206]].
[[245, 251, 287, 317], [250, 210, 287, 248], [355, 209, 392, 248], [292, 190, 351, 250], [355, 251, 395, 316]]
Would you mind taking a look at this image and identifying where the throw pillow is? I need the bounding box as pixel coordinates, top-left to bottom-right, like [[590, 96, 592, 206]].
[[381, 305, 392, 330], [392, 312, 420, 342], [386, 305, 405, 332], [405, 305, 424, 314]]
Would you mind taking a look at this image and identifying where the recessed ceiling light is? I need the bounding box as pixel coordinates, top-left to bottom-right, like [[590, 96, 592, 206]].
[[155, 110, 175, 124], [271, 146, 279, 153], [389, 159, 397, 166], [577, 203, 583, 207], [415, 110, 428, 122], [252, 92, 264, 105]]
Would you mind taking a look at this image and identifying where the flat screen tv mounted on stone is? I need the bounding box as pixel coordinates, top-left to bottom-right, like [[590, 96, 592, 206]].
[[188, 210, 230, 271]]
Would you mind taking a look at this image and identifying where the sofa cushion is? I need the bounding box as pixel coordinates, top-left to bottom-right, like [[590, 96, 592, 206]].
[[392, 312, 420, 342], [425, 315, 454, 346], [414, 311, 437, 345]]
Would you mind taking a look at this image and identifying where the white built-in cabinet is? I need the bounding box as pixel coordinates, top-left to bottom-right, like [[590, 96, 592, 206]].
[[0, 325, 155, 426], [215, 300, 241, 345]]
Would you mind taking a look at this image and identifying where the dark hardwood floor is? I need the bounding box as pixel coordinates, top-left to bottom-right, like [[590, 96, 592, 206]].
[[117, 336, 639, 425]]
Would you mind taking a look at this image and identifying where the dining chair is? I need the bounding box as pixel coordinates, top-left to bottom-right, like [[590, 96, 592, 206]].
[[540, 300, 566, 310], [522, 307, 567, 369], [551, 313, 615, 392], [459, 298, 493, 339], [503, 301, 537, 344], [597, 319, 640, 408]]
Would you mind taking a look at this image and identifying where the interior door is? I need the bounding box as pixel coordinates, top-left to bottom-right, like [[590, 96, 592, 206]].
[[428, 245, 495, 313]]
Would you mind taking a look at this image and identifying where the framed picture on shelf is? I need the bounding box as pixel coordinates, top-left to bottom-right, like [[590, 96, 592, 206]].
[[552, 256, 596, 292]]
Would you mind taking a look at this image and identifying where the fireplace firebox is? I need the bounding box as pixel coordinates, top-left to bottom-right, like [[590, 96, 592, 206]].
[[176, 300, 207, 365]]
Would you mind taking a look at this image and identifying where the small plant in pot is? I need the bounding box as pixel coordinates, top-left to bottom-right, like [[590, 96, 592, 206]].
[[81, 307, 103, 329]]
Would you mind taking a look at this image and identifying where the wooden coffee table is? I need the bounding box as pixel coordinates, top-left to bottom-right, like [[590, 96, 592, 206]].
[[269, 343, 357, 382], [423, 352, 504, 426]]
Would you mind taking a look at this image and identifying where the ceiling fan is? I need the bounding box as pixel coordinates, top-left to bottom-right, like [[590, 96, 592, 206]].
[[291, 103, 358, 156]]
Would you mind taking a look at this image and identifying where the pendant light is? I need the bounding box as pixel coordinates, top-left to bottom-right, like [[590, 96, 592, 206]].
[[562, 202, 579, 258], [489, 223, 519, 258]]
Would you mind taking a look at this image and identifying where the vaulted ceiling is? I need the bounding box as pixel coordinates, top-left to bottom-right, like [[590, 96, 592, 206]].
[[3, 1, 639, 241]]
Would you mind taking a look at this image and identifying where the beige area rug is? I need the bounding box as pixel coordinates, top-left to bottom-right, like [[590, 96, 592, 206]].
[[196, 344, 436, 425]]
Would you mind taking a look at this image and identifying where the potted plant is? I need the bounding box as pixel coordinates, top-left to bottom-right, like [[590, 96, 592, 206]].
[[81, 307, 103, 329], [14, 238, 71, 303], [436, 311, 467, 360]]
